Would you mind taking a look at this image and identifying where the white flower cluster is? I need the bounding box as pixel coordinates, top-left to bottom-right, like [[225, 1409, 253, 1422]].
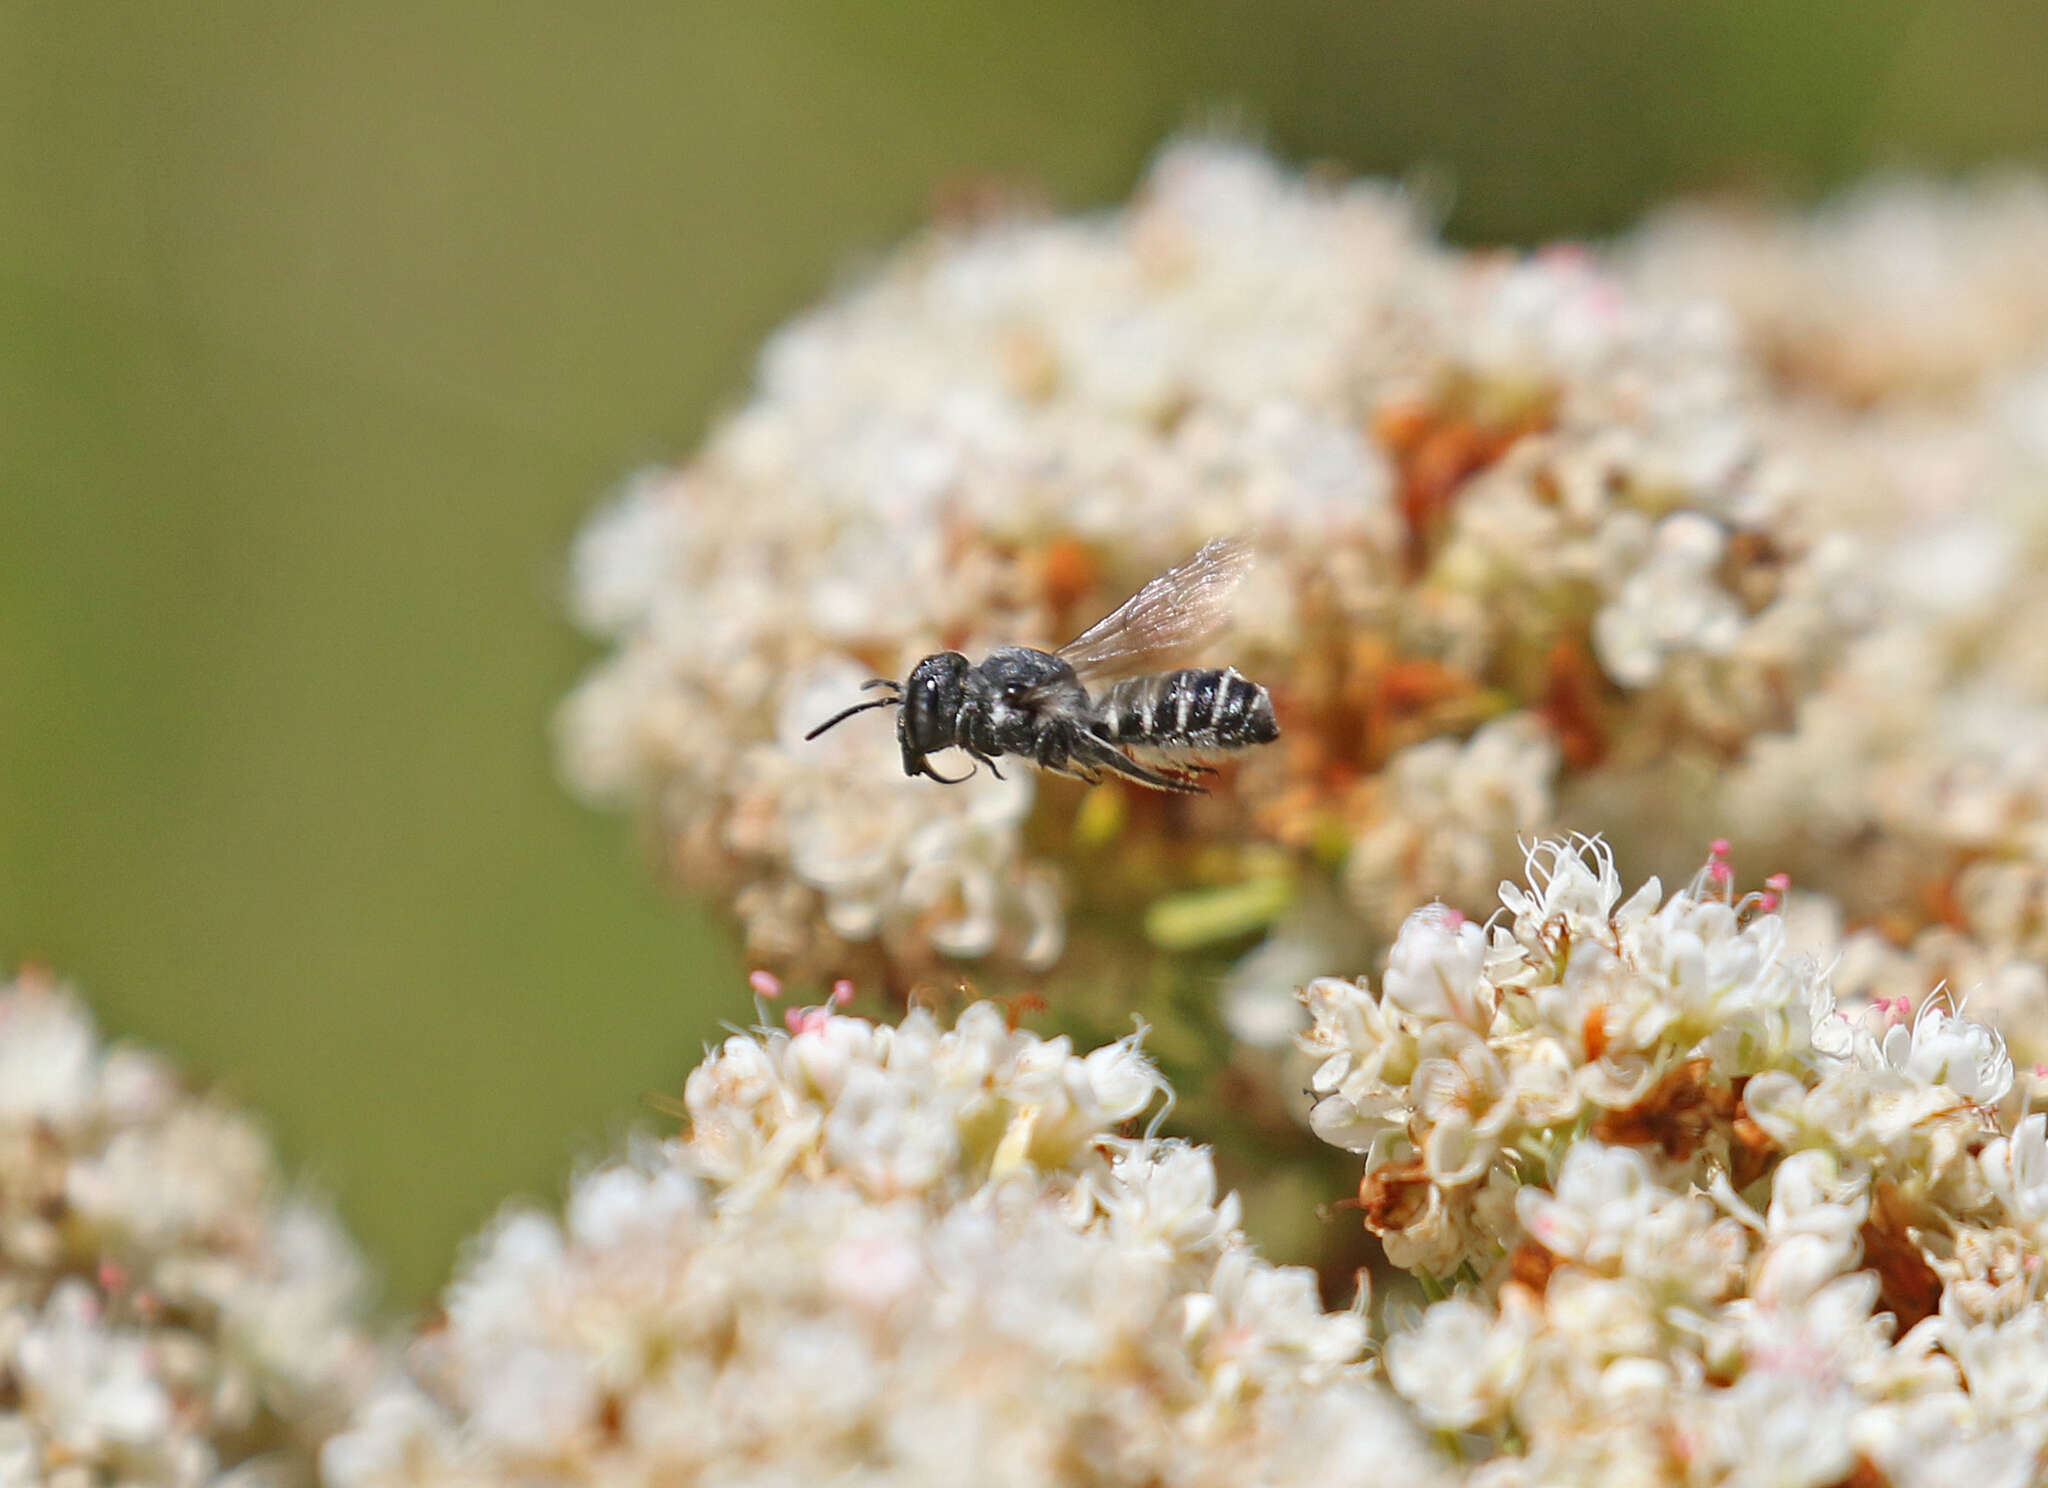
[[324, 1000, 1443, 1488], [1303, 838, 1814, 1276], [558, 140, 1857, 983], [1308, 840, 2048, 1485], [0, 972, 378, 1488]]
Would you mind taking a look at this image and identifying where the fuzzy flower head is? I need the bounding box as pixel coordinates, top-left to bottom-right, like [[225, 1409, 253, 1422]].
[[324, 990, 1443, 1488], [558, 140, 1862, 992], [0, 971, 379, 1488]]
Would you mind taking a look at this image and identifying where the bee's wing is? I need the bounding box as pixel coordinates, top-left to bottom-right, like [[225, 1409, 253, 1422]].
[[1055, 537, 1253, 684]]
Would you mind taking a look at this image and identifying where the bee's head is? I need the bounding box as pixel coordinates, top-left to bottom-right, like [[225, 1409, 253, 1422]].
[[899, 651, 969, 778]]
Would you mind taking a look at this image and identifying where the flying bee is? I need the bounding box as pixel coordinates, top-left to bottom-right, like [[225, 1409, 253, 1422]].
[[803, 537, 1278, 794]]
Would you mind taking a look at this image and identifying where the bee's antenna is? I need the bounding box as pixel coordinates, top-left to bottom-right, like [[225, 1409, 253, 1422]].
[[803, 681, 901, 741]]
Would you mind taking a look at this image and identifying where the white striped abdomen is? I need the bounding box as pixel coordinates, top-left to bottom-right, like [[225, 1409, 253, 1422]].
[[1093, 667, 1278, 753]]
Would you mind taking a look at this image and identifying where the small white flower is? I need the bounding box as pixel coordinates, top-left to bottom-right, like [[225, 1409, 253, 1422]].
[[1517, 1142, 1658, 1266], [1507, 1036, 1581, 1127], [1092, 1142, 1241, 1259], [1072, 1032, 1170, 1127], [1739, 1069, 1811, 1149], [1496, 837, 1633, 939], [1943, 1307, 2048, 1427], [565, 1162, 703, 1252], [566, 471, 695, 637], [0, 986, 98, 1128], [1983, 1113, 2048, 1223], [1764, 1150, 1868, 1258], [1696, 1371, 1859, 1488], [1411, 1025, 1514, 1185], [1384, 1293, 1532, 1432], [466, 1346, 600, 1456], [1382, 905, 1494, 1032], [17, 1282, 177, 1453], [1882, 1000, 2014, 1105]]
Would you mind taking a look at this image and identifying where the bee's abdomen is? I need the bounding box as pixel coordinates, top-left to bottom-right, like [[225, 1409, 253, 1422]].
[[1096, 668, 1277, 751]]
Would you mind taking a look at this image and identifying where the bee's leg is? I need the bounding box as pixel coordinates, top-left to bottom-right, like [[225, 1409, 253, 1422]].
[[1035, 728, 1081, 782], [1038, 759, 1100, 786], [1057, 752, 1105, 786], [960, 737, 1007, 778], [1072, 733, 1206, 795], [1044, 739, 1103, 787]]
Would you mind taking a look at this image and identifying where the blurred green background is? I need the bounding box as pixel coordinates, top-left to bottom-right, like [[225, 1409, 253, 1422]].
[[5, 1, 2047, 1307]]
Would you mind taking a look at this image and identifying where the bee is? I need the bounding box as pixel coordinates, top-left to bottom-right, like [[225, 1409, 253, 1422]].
[[804, 538, 1278, 794]]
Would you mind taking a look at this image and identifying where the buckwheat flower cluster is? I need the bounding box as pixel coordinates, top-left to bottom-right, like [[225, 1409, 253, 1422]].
[[1311, 840, 2048, 1485], [1302, 838, 1814, 1278], [0, 971, 379, 1488], [558, 140, 1861, 989], [323, 998, 1443, 1488]]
